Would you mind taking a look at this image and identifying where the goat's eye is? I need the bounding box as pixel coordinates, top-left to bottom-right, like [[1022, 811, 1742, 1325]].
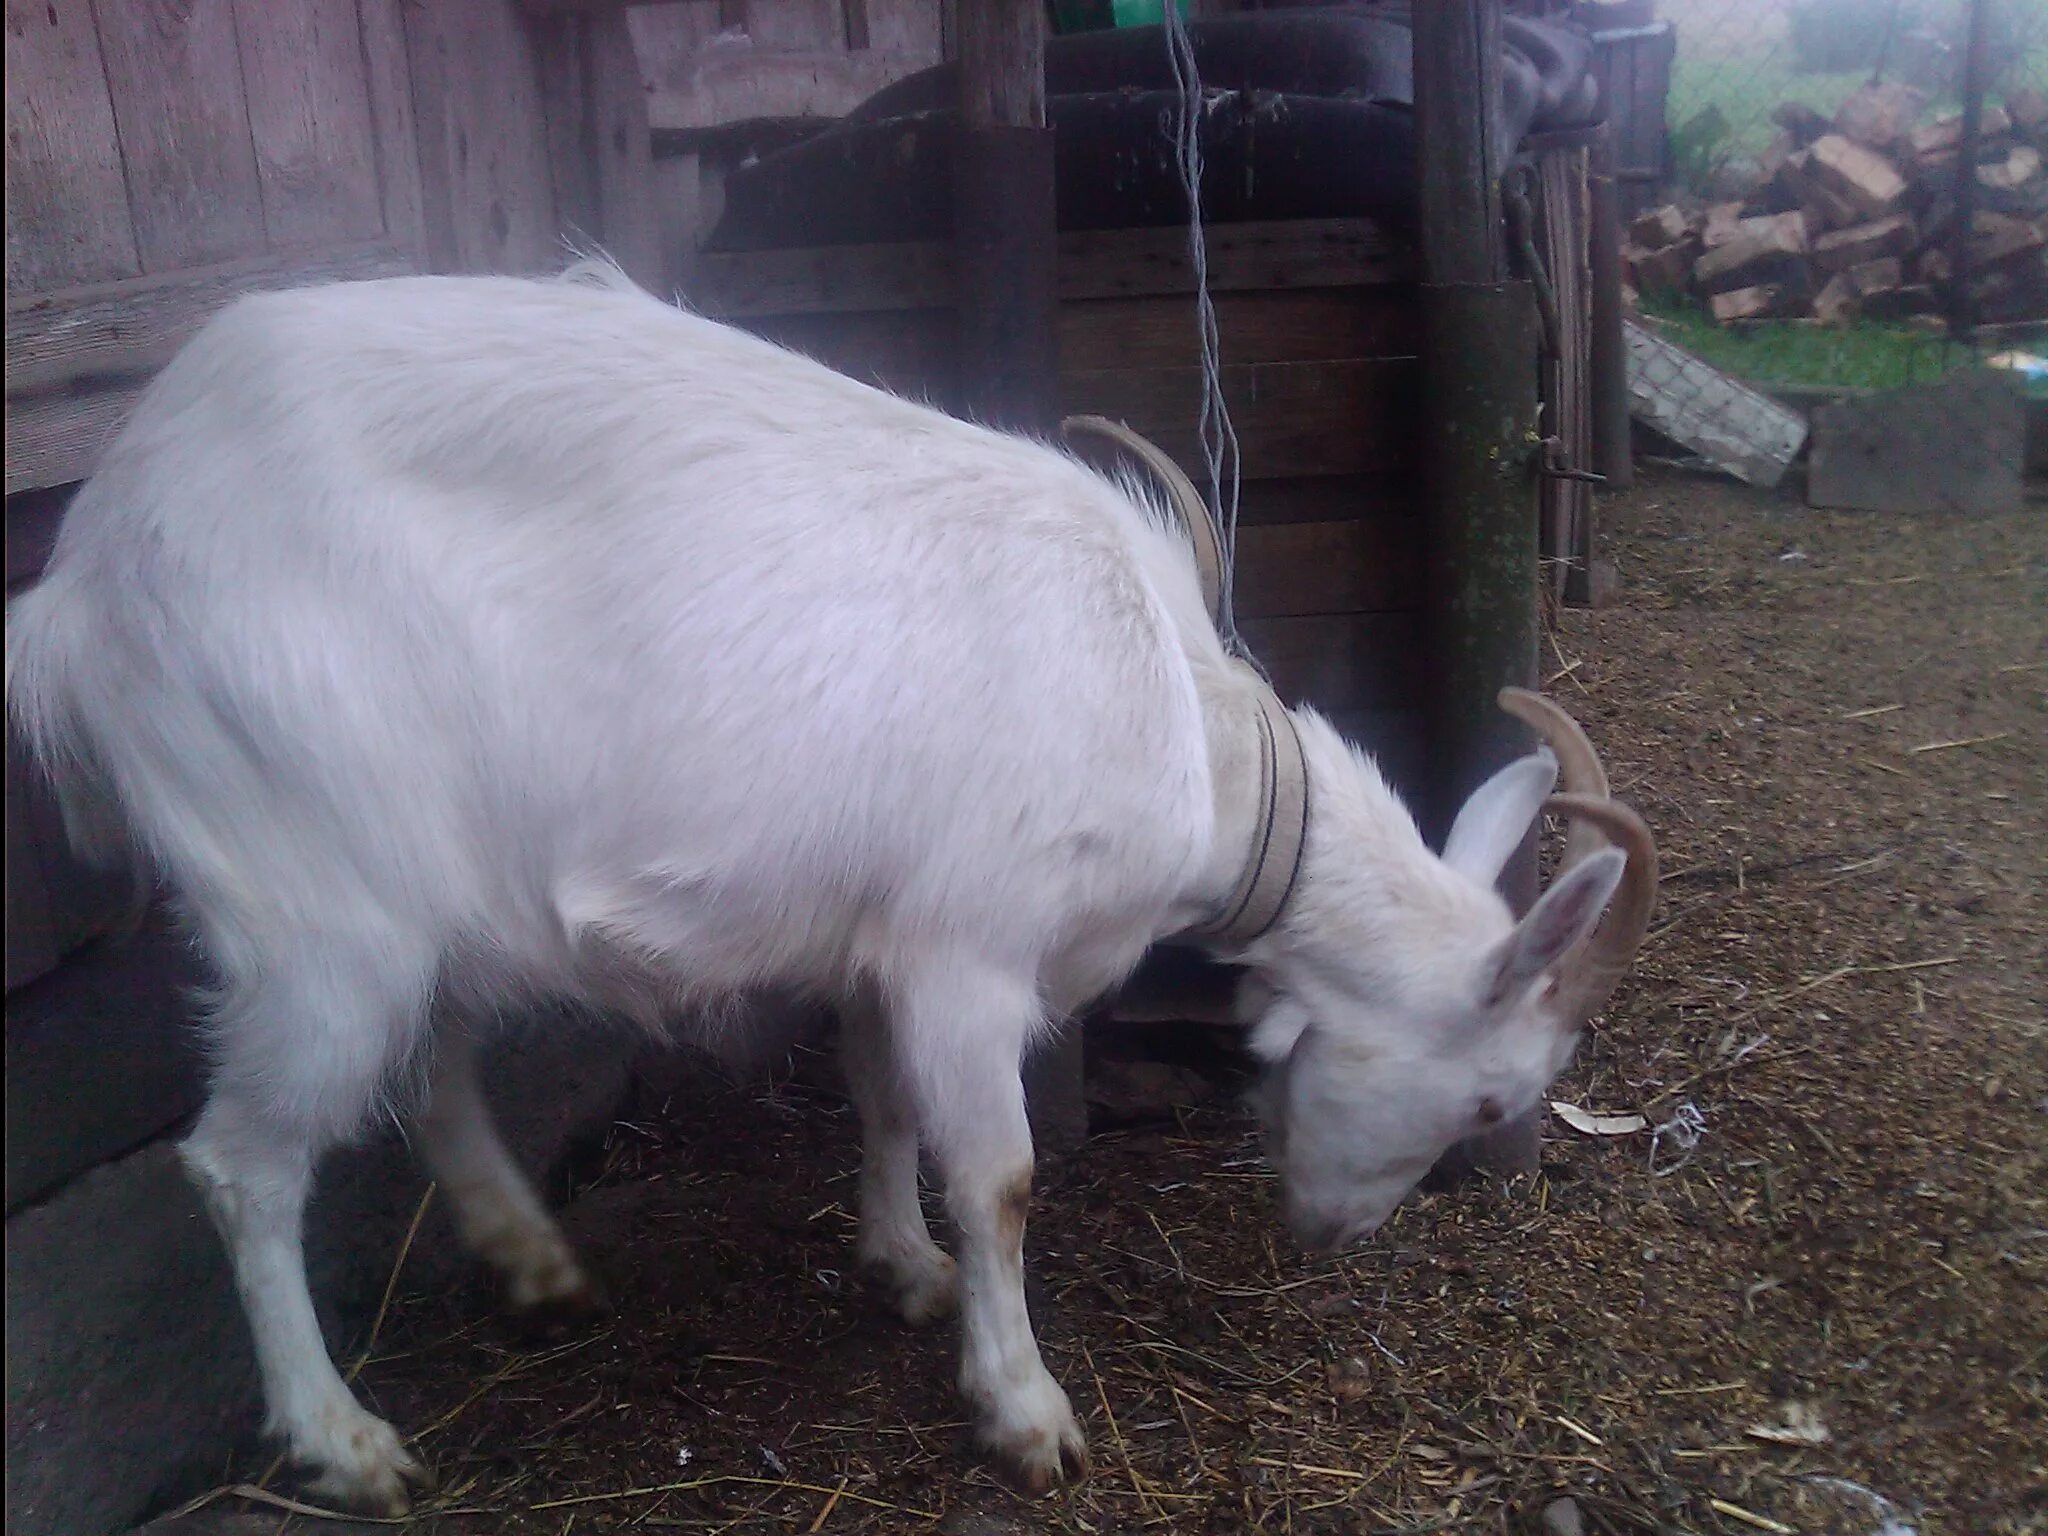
[[1476, 1097, 1505, 1126]]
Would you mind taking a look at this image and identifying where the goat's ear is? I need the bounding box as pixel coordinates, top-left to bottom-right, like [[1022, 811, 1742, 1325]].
[[1247, 995, 1312, 1063], [1485, 847, 1627, 1006], [1442, 750, 1558, 888]]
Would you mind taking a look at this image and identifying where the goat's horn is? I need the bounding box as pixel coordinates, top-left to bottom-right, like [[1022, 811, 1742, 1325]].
[[1542, 792, 1658, 1028], [1061, 415, 1226, 629], [1498, 685, 1608, 874]]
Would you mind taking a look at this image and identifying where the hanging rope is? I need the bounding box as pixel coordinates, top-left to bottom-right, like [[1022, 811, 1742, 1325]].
[[1160, 0, 1247, 654]]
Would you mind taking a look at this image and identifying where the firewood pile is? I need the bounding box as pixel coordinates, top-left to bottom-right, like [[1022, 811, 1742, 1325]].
[[1625, 81, 2048, 327]]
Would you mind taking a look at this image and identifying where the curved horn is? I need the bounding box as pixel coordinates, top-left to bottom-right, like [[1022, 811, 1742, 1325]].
[[1062, 414, 1227, 629], [1542, 792, 1658, 1027], [1498, 686, 1608, 874]]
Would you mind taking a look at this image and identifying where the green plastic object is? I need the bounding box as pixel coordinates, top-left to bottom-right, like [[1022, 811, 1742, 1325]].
[[1049, 0, 1186, 34]]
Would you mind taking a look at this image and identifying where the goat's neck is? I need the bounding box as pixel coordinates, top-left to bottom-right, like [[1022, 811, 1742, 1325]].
[[1171, 658, 1285, 940]]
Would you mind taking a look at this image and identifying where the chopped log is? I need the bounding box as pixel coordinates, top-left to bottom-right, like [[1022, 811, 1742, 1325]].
[[1971, 210, 2047, 268], [1847, 255, 1903, 295], [1812, 271, 1860, 325], [1911, 106, 2010, 161], [1701, 201, 1746, 249], [1772, 150, 1865, 231], [1624, 239, 1696, 295], [1916, 246, 1952, 285], [1834, 80, 1925, 151], [1693, 211, 1808, 293], [1978, 145, 2042, 193], [1772, 100, 1831, 145], [1710, 284, 1781, 323], [1758, 129, 1798, 182], [2008, 88, 2048, 135], [1806, 134, 1910, 219], [1860, 284, 1939, 320], [1811, 213, 1918, 274], [1630, 204, 1693, 248]]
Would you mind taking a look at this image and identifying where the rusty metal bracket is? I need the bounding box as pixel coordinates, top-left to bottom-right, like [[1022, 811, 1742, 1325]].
[[1539, 435, 1607, 485]]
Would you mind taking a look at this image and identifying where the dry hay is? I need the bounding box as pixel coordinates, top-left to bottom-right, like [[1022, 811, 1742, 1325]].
[[170, 466, 2045, 1536]]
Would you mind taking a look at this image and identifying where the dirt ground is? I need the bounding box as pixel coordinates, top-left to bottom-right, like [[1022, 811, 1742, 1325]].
[[176, 466, 2044, 1536]]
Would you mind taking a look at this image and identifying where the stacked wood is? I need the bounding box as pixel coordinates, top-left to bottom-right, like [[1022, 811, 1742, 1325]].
[[1625, 82, 2048, 327]]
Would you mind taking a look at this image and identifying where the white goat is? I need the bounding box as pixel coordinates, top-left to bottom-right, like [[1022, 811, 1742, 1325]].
[[5, 265, 1654, 1514]]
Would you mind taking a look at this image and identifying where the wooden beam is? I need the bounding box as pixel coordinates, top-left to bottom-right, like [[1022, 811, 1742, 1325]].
[[4, 244, 417, 495], [950, 0, 1056, 435], [684, 218, 1408, 318], [1414, 0, 1542, 1177]]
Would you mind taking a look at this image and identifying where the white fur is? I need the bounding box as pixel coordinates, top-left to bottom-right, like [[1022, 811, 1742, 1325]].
[[6, 266, 1619, 1509]]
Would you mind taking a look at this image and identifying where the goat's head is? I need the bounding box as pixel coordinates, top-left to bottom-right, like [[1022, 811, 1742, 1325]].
[[1238, 689, 1657, 1252]]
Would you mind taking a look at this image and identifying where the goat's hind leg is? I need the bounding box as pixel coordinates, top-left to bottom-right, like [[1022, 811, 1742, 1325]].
[[838, 985, 956, 1325], [179, 938, 437, 1517], [408, 1030, 606, 1324]]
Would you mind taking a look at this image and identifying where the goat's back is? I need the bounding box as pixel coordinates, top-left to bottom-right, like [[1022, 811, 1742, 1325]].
[[6, 272, 1217, 1010]]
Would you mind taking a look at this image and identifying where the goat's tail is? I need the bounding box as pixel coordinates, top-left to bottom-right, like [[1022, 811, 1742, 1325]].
[[6, 576, 154, 928]]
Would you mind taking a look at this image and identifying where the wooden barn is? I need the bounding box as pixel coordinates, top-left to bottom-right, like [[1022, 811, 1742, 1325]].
[[3, 3, 1624, 1530]]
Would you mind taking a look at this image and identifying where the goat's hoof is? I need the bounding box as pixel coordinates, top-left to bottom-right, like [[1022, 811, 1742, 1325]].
[[297, 1407, 434, 1518], [975, 1379, 1089, 1495], [858, 1245, 958, 1327], [506, 1253, 612, 1337]]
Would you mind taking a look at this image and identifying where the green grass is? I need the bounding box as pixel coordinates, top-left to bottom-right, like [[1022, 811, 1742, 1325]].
[[1639, 296, 1995, 390]]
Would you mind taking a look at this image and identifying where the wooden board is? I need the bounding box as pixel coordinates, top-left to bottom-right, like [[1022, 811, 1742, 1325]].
[[1058, 289, 1418, 372], [1231, 516, 1420, 620], [686, 218, 1410, 319], [4, 243, 415, 493], [358, 0, 429, 256], [91, 0, 267, 272], [234, 0, 385, 249], [1061, 358, 1417, 481], [404, 0, 562, 274], [1237, 612, 1423, 714], [4, 0, 140, 292]]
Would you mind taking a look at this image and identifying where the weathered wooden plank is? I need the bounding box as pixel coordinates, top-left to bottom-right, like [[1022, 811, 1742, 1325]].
[[4, 0, 140, 292], [234, 0, 384, 249], [1237, 612, 1423, 714], [744, 307, 960, 403], [1237, 474, 1419, 526], [4, 244, 415, 493], [403, 0, 561, 275], [864, 0, 941, 58], [686, 219, 1409, 318], [4, 909, 210, 1211], [357, 0, 428, 256], [747, 0, 844, 50], [1231, 517, 1422, 619], [1060, 359, 1416, 480], [1058, 290, 1418, 372], [647, 47, 939, 129], [4, 720, 133, 1000], [6, 243, 414, 400], [91, 0, 267, 271]]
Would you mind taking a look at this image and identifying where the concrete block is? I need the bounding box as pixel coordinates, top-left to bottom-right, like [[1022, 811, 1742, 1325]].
[[6, 1025, 633, 1536], [1808, 368, 2026, 514]]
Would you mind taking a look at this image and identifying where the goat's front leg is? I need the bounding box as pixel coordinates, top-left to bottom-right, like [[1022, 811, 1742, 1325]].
[[893, 961, 1087, 1492]]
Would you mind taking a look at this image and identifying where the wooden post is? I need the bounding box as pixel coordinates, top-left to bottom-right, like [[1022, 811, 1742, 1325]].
[[1588, 127, 1634, 491], [951, 0, 1082, 1151], [1945, 0, 1991, 344], [1414, 0, 1544, 1176], [951, 0, 1058, 433], [530, 7, 662, 291]]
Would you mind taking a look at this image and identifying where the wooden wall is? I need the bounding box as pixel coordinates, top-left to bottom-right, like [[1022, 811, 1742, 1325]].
[[628, 0, 945, 270], [1, 0, 581, 1014], [683, 217, 1434, 789]]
